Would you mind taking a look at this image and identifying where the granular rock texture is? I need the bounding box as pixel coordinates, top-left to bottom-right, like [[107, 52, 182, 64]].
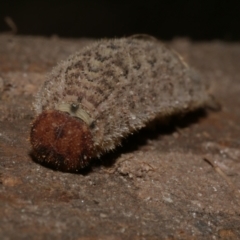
[[0, 34, 240, 239]]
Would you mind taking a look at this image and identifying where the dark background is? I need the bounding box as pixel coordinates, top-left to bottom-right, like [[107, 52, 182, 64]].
[[0, 0, 240, 41]]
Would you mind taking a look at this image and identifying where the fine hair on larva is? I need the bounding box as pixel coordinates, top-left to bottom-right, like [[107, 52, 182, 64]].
[[30, 36, 215, 172]]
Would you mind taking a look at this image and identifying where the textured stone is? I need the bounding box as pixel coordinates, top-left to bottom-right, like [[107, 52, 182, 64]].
[[0, 34, 240, 239]]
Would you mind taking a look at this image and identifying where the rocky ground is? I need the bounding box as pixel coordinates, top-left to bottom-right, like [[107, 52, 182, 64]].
[[0, 34, 240, 239]]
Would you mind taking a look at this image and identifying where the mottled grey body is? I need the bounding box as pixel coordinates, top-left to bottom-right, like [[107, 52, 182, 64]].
[[35, 38, 211, 157]]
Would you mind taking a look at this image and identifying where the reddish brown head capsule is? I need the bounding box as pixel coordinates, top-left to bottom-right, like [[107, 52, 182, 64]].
[[30, 110, 94, 171]]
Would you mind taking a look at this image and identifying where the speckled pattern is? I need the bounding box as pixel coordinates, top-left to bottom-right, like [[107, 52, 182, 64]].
[[33, 38, 212, 165]]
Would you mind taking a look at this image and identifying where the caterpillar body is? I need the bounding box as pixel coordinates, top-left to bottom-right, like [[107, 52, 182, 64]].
[[30, 37, 214, 172]]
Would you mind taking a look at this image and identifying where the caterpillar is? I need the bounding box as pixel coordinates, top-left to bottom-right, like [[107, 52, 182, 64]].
[[30, 37, 215, 172]]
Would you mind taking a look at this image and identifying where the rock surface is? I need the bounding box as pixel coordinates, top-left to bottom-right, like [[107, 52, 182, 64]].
[[0, 34, 240, 239]]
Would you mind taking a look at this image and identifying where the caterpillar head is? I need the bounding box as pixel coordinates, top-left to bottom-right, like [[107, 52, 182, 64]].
[[30, 110, 94, 172]]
